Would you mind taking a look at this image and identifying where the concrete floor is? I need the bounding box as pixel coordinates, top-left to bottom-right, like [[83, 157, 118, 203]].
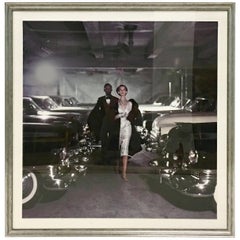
[[23, 163, 216, 219]]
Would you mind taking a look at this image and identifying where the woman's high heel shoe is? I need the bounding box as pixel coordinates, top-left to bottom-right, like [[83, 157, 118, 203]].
[[122, 174, 128, 182]]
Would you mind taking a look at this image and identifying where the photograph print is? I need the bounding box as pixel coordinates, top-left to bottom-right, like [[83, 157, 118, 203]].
[[6, 3, 234, 236], [22, 20, 218, 218]]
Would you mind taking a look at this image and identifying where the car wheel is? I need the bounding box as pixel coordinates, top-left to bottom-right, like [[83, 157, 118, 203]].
[[22, 169, 42, 208]]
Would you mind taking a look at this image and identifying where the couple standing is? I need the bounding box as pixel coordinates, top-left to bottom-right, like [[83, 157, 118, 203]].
[[87, 83, 142, 181]]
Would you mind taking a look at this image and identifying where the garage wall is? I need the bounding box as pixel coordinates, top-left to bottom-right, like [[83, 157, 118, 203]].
[[24, 69, 158, 104], [24, 64, 195, 105]]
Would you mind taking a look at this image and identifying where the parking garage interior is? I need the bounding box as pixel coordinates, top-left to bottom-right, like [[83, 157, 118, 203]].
[[23, 21, 217, 104], [22, 20, 218, 219]]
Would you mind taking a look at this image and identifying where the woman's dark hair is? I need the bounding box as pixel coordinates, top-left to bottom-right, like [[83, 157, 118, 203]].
[[116, 84, 128, 94]]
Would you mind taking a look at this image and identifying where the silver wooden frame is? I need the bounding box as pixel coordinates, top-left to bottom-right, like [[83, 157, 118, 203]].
[[5, 2, 235, 237]]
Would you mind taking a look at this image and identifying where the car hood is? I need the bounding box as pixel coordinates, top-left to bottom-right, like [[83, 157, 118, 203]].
[[23, 114, 67, 122], [139, 104, 181, 113], [152, 112, 217, 135], [37, 110, 81, 117], [52, 105, 94, 112]]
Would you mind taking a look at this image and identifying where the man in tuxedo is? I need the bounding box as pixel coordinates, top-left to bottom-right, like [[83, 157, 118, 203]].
[[87, 83, 119, 163]]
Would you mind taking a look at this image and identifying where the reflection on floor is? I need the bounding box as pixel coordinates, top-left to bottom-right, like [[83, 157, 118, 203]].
[[23, 165, 216, 219]]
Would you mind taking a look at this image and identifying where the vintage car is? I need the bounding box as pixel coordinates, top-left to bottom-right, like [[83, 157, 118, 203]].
[[144, 95, 180, 106], [143, 96, 216, 132], [139, 96, 191, 131], [22, 123, 95, 208], [23, 121, 77, 165], [148, 121, 217, 200], [184, 97, 216, 113], [23, 112, 80, 142], [146, 96, 217, 147], [150, 112, 217, 143], [49, 95, 81, 107], [30, 95, 93, 123], [139, 96, 183, 118], [23, 97, 83, 138]]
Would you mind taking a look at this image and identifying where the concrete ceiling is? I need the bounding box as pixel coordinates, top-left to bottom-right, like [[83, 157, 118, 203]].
[[23, 21, 217, 74]]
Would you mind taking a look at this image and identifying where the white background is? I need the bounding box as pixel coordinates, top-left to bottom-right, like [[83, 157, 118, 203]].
[[1, 0, 239, 239]]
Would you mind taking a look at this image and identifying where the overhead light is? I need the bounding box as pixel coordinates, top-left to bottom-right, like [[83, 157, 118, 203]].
[[147, 48, 163, 59], [147, 53, 158, 59], [91, 50, 104, 59], [40, 46, 53, 56], [136, 68, 144, 72], [33, 61, 59, 84], [124, 24, 137, 47]]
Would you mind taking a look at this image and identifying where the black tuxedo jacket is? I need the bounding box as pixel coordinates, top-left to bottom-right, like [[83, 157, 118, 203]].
[[87, 95, 118, 140]]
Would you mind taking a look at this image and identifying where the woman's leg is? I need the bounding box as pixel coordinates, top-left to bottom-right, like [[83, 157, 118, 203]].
[[122, 155, 128, 181]]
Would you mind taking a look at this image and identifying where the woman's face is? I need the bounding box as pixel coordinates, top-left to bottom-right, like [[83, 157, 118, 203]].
[[118, 86, 128, 96]]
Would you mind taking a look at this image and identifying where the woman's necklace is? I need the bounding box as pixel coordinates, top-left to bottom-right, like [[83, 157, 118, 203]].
[[119, 99, 128, 106]]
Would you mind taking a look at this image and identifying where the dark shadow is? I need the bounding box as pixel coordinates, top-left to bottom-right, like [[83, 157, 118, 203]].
[[39, 190, 67, 203], [140, 174, 217, 213]]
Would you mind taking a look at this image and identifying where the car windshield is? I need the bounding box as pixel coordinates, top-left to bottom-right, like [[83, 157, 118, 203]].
[[167, 122, 217, 152], [32, 97, 59, 110], [50, 96, 80, 106], [145, 95, 177, 105], [23, 99, 42, 114], [69, 97, 79, 105], [50, 96, 62, 106], [156, 96, 175, 105], [60, 98, 71, 106], [184, 98, 215, 112]]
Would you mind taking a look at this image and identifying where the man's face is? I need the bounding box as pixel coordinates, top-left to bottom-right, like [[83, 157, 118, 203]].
[[104, 85, 112, 95]]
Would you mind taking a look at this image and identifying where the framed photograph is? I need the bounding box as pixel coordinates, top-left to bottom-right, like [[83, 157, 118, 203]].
[[5, 2, 235, 237]]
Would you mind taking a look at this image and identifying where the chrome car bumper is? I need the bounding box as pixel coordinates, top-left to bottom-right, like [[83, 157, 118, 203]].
[[24, 164, 87, 191], [159, 168, 217, 198]]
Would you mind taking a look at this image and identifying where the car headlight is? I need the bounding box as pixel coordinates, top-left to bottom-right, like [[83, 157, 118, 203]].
[[79, 138, 87, 145], [148, 160, 158, 167], [74, 149, 80, 155], [68, 150, 74, 157], [150, 127, 160, 140], [59, 147, 67, 160], [173, 153, 178, 161], [146, 146, 153, 152], [63, 121, 73, 127], [158, 134, 168, 148], [188, 150, 198, 164], [139, 128, 148, 138], [135, 126, 143, 132], [82, 156, 89, 163]]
